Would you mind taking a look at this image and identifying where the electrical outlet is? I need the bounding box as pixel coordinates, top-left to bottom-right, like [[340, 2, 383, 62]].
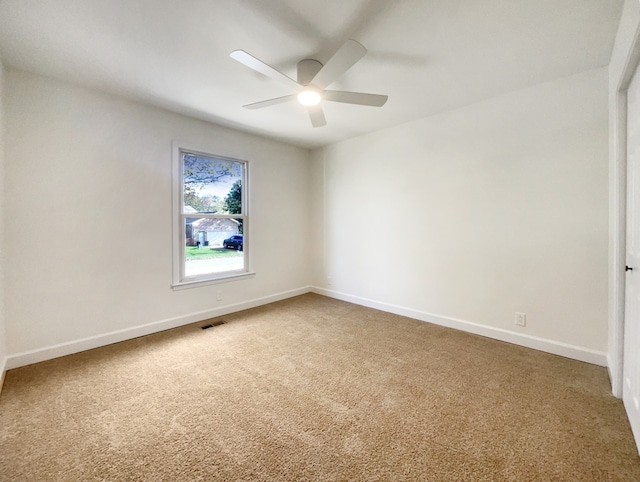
[[515, 312, 526, 327], [327, 277, 333, 287], [216, 290, 223, 301]]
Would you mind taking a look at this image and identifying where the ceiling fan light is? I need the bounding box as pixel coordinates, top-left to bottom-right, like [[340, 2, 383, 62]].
[[298, 89, 322, 106]]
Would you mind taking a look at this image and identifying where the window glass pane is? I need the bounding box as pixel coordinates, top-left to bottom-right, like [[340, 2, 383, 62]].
[[183, 153, 243, 215], [174, 146, 248, 286], [184, 218, 244, 278]]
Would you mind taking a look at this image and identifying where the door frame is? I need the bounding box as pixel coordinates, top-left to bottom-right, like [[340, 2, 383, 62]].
[[610, 4, 640, 398]]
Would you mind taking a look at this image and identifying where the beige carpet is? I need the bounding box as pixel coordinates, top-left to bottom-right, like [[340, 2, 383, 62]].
[[1, 293, 639, 481]]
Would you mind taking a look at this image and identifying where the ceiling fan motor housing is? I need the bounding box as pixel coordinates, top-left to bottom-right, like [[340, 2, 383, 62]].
[[297, 59, 323, 86]]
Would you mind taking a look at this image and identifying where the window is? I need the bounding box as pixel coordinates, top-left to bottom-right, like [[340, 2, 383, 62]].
[[172, 144, 251, 288]]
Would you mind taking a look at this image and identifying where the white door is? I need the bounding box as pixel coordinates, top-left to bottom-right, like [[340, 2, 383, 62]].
[[624, 59, 640, 447]]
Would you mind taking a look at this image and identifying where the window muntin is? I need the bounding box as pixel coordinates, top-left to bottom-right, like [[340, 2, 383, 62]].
[[173, 147, 249, 286]]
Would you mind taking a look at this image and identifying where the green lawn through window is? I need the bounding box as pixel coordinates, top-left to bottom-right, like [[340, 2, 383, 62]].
[[185, 246, 242, 260]]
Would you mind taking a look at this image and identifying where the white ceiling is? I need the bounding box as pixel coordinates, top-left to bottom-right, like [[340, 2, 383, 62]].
[[0, 0, 624, 149]]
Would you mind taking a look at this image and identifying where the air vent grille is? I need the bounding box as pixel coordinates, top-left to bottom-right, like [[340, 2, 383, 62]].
[[201, 320, 226, 330]]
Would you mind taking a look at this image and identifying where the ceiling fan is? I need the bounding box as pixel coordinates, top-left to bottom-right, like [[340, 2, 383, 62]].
[[230, 39, 388, 128]]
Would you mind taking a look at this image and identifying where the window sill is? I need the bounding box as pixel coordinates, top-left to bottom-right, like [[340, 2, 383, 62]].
[[172, 271, 256, 290]]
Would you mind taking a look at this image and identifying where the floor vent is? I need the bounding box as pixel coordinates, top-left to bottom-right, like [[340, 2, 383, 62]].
[[201, 320, 226, 330]]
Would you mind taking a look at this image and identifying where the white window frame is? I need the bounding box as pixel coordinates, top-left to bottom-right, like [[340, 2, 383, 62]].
[[172, 142, 254, 289]]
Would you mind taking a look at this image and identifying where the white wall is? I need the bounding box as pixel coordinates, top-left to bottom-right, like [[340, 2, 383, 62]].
[[0, 63, 612, 369], [0, 54, 7, 381], [313, 67, 609, 358], [309, 148, 325, 287], [4, 70, 311, 362]]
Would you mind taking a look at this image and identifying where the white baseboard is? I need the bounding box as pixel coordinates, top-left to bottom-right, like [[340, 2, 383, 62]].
[[5, 286, 311, 370], [0, 356, 7, 395], [4, 285, 608, 372], [311, 287, 608, 367]]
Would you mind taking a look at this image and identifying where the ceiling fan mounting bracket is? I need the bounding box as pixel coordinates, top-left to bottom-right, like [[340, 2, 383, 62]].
[[297, 59, 323, 86]]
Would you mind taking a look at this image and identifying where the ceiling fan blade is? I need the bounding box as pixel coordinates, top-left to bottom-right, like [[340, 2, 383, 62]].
[[243, 95, 296, 110], [230, 50, 302, 92], [310, 39, 367, 89], [324, 90, 388, 107], [307, 104, 326, 128]]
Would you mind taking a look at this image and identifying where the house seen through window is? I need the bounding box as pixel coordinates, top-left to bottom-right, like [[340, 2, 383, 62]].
[[173, 147, 248, 286]]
